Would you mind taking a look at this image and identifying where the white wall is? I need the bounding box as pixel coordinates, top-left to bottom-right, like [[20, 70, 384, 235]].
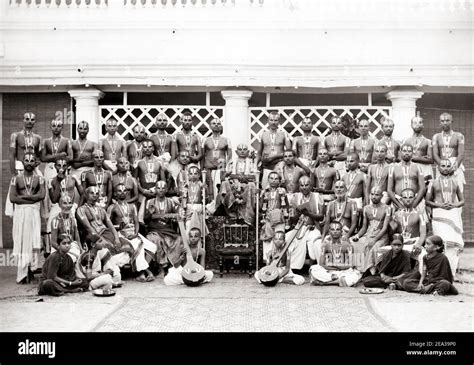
[[0, 0, 472, 88]]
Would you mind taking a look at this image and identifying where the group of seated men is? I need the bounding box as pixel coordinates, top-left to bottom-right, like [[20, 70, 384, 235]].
[[7, 109, 464, 296]]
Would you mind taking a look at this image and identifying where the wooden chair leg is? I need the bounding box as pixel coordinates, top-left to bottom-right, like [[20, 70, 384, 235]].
[[219, 255, 224, 278]]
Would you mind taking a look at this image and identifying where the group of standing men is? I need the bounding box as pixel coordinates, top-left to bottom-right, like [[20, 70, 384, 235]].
[[6, 109, 465, 295]]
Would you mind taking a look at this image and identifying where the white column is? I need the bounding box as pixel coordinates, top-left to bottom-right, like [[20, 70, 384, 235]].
[[385, 89, 424, 141], [68, 88, 104, 143], [221, 90, 253, 148]]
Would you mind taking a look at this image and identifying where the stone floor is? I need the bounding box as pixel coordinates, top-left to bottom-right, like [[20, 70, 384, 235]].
[[0, 266, 472, 333]]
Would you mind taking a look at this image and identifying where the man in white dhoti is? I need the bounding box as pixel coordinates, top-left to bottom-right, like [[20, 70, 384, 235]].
[[182, 166, 209, 236], [324, 116, 350, 178], [71, 121, 96, 178], [426, 158, 465, 278], [432, 112, 465, 193], [310, 221, 361, 287], [291, 117, 319, 173], [99, 118, 127, 174], [150, 113, 176, 164], [9, 153, 46, 283], [6, 112, 43, 218], [164, 227, 213, 286], [255, 231, 305, 285], [108, 183, 157, 282], [81, 150, 113, 209], [287, 176, 324, 269], [404, 116, 434, 182]]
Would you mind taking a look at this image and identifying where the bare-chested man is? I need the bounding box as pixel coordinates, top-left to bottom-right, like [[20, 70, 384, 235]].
[[324, 116, 350, 177], [202, 117, 232, 200], [47, 159, 83, 240], [98, 118, 127, 174], [387, 143, 426, 211], [426, 159, 465, 277], [292, 117, 320, 170], [9, 153, 46, 283], [378, 118, 400, 164], [41, 119, 73, 184], [404, 116, 433, 181], [349, 119, 376, 173], [322, 180, 358, 241], [150, 113, 176, 163], [127, 125, 147, 176], [275, 149, 306, 197], [350, 186, 391, 273], [257, 111, 292, 189], [136, 140, 166, 202], [175, 112, 203, 164], [112, 157, 139, 205], [342, 153, 366, 212], [366, 143, 391, 205], [81, 150, 113, 209], [312, 148, 339, 204], [70, 121, 97, 181], [432, 112, 465, 192], [7, 112, 43, 217]]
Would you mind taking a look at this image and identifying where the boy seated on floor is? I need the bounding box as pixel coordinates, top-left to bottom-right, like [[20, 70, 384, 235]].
[[75, 241, 119, 291], [163, 227, 214, 286], [309, 221, 361, 287], [254, 230, 305, 286], [38, 234, 89, 296], [362, 233, 411, 288]]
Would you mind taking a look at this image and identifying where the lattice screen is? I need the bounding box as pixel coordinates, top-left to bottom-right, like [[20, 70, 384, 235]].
[[249, 106, 391, 149], [100, 105, 224, 141]]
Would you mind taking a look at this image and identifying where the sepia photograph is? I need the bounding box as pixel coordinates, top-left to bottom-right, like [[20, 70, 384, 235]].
[[0, 0, 472, 361]]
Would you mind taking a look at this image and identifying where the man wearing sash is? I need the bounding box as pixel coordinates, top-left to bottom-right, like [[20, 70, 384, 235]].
[[350, 186, 391, 274], [432, 112, 465, 192], [404, 116, 433, 182], [321, 180, 358, 241], [163, 227, 213, 286], [150, 113, 176, 164], [378, 118, 400, 164], [167, 150, 192, 196], [219, 143, 257, 224], [182, 165, 209, 236], [109, 184, 156, 282], [111, 157, 139, 205], [292, 117, 320, 171], [349, 119, 376, 173], [203, 117, 232, 201], [10, 153, 46, 283], [136, 140, 166, 203], [256, 111, 292, 189], [47, 159, 82, 248], [259, 171, 289, 261], [70, 121, 96, 183], [381, 188, 427, 273], [6, 112, 43, 217], [41, 119, 73, 184], [175, 112, 203, 164], [76, 186, 122, 252], [127, 125, 147, 176], [275, 149, 306, 198], [387, 143, 426, 212], [324, 116, 350, 177], [310, 221, 361, 287], [287, 176, 324, 269], [50, 195, 85, 263], [342, 152, 366, 212], [312, 148, 339, 205], [99, 118, 127, 174], [143, 181, 185, 272], [81, 150, 113, 209], [426, 159, 465, 277], [366, 143, 391, 205]]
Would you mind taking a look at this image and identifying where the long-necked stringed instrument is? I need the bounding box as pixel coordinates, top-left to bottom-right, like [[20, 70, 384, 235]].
[[178, 220, 206, 287], [257, 220, 304, 287]]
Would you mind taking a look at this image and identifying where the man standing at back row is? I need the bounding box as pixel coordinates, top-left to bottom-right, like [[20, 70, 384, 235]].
[[432, 112, 465, 192], [257, 111, 291, 189]]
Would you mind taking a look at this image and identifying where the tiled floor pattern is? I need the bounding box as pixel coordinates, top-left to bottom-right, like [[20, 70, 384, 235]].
[[94, 297, 392, 332]]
